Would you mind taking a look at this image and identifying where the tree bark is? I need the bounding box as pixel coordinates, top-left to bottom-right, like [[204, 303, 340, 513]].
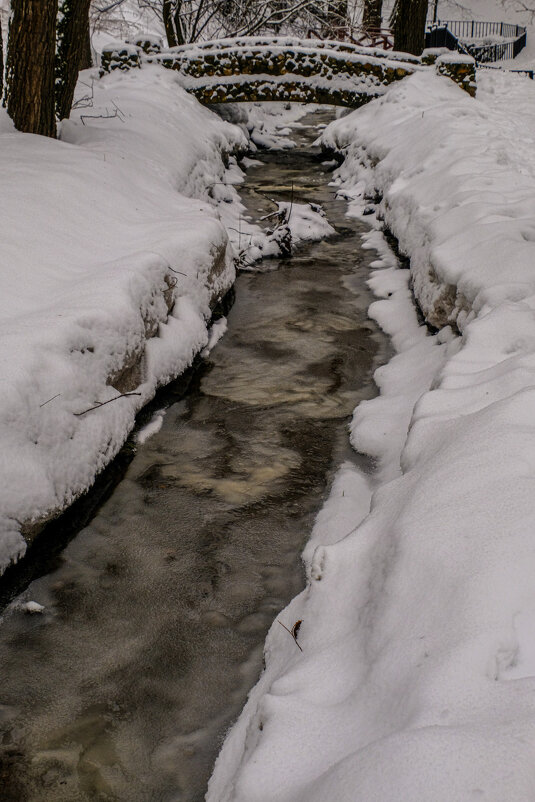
[[0, 22, 3, 99], [163, 0, 185, 47], [5, 0, 58, 137], [79, 8, 93, 70], [391, 0, 428, 55], [362, 0, 383, 33], [56, 0, 92, 121]]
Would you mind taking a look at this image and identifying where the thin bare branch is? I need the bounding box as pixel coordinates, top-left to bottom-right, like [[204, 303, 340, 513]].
[[278, 619, 303, 652], [75, 391, 142, 416]]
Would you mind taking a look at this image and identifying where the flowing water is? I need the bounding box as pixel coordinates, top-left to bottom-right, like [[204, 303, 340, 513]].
[[0, 110, 387, 801]]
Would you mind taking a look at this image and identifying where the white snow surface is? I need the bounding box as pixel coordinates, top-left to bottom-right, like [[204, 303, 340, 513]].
[[201, 316, 229, 357], [208, 70, 535, 800], [135, 409, 167, 445], [0, 64, 247, 573]]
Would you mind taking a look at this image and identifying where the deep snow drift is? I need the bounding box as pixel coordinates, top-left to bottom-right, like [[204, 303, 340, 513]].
[[207, 69, 535, 801]]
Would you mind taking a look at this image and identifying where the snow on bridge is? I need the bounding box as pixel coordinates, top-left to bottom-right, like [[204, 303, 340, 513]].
[[101, 36, 427, 108]]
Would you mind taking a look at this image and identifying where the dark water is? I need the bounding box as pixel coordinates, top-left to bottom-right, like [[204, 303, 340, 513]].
[[0, 110, 386, 801]]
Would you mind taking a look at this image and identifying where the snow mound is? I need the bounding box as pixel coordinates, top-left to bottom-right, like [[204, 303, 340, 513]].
[[0, 65, 246, 573]]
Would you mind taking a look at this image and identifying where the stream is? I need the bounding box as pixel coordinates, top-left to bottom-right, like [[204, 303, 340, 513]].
[[0, 109, 387, 802]]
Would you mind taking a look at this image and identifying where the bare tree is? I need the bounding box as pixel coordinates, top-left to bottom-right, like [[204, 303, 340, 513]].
[[508, 0, 535, 23], [91, 0, 349, 44], [5, 0, 58, 137], [162, 0, 185, 45], [310, 0, 349, 37], [362, 0, 382, 33], [390, 0, 427, 54], [80, 7, 94, 67]]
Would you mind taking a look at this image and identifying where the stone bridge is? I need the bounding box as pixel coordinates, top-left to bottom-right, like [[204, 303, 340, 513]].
[[101, 36, 475, 106]]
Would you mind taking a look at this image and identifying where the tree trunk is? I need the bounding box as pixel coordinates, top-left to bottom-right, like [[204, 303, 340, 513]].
[[362, 0, 383, 33], [56, 0, 92, 121], [5, 0, 58, 137], [0, 22, 3, 98], [391, 0, 428, 55], [163, 0, 185, 47], [330, 0, 347, 36], [79, 9, 93, 70]]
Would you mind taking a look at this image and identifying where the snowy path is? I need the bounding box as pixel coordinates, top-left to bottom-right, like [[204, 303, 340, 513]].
[[477, 68, 535, 178]]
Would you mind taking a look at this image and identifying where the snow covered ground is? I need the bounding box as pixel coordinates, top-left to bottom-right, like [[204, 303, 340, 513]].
[[207, 67, 535, 801]]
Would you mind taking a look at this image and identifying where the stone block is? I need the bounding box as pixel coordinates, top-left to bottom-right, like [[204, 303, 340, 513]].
[[436, 53, 476, 96]]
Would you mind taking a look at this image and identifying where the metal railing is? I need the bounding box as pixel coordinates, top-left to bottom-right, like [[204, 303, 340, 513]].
[[426, 26, 461, 51], [435, 20, 525, 39], [426, 21, 527, 64]]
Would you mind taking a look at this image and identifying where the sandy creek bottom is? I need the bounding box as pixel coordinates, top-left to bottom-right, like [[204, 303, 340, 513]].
[[0, 110, 388, 801]]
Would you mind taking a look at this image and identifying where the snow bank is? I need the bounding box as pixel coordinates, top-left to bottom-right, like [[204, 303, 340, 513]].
[[0, 64, 246, 572], [323, 69, 535, 331], [208, 70, 535, 800]]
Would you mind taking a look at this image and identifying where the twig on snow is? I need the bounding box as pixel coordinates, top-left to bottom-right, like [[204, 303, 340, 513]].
[[80, 109, 121, 125], [75, 392, 141, 416], [278, 619, 303, 652], [80, 102, 125, 126], [72, 79, 95, 110], [167, 266, 189, 277], [39, 393, 62, 408]]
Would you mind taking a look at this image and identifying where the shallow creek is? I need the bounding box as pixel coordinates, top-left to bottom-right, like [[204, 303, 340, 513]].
[[0, 110, 388, 801]]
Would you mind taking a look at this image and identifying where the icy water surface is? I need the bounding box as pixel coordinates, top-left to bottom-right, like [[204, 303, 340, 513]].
[[0, 110, 387, 801]]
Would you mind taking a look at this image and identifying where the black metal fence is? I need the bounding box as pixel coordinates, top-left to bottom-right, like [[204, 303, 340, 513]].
[[468, 37, 522, 62], [425, 26, 461, 51], [425, 21, 527, 64], [435, 20, 525, 40]]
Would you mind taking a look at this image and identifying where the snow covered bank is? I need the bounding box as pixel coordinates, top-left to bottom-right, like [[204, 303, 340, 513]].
[[0, 65, 247, 573], [323, 69, 535, 331], [208, 70, 535, 800]]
